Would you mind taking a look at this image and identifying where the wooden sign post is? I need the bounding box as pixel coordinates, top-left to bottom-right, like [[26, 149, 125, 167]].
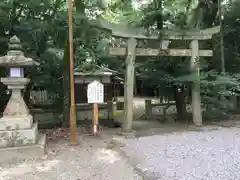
[[87, 80, 104, 135]]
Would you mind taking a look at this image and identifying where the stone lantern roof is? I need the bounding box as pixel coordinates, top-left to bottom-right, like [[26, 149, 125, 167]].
[[0, 35, 39, 67]]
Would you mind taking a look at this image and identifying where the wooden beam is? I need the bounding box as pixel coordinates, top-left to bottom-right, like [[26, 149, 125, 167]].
[[110, 32, 213, 40], [67, 0, 77, 145], [161, 35, 213, 40], [98, 18, 220, 40], [110, 33, 213, 40], [109, 48, 213, 57]]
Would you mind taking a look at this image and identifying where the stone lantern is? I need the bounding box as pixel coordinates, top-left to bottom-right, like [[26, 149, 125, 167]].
[[0, 36, 45, 163]]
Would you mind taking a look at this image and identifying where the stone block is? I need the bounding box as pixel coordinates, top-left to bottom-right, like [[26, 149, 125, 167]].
[[0, 115, 33, 130], [118, 130, 136, 139], [106, 135, 126, 149], [0, 123, 38, 148], [0, 134, 46, 164]]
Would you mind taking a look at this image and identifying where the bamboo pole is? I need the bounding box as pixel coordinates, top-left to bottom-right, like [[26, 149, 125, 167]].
[[67, 0, 77, 145]]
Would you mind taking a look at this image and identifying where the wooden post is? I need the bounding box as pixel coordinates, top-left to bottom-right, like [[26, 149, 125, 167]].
[[93, 103, 98, 135], [145, 100, 152, 120], [122, 38, 137, 132], [67, 0, 77, 145], [190, 40, 202, 126]]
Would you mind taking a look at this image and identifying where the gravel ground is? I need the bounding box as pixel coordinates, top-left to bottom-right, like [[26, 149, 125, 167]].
[[0, 136, 142, 180], [122, 127, 240, 180]]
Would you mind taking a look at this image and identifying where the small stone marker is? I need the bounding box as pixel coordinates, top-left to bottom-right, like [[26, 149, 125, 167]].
[[87, 80, 104, 135]]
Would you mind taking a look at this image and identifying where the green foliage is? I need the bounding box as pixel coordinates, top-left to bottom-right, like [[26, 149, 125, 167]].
[[102, 0, 240, 118], [0, 0, 109, 108], [0, 0, 240, 120]]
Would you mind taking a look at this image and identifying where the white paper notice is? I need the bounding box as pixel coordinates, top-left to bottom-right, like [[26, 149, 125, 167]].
[[87, 80, 104, 104]]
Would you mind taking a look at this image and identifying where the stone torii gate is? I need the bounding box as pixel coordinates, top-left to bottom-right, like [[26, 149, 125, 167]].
[[100, 19, 220, 133]]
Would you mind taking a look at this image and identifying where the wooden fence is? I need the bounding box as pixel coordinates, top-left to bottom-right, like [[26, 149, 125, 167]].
[[30, 90, 57, 105], [30, 90, 116, 122]]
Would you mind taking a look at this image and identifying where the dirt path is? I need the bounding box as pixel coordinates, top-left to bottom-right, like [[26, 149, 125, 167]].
[[0, 134, 142, 180]]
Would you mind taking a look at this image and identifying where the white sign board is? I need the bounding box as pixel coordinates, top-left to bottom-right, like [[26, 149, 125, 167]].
[[87, 80, 104, 103]]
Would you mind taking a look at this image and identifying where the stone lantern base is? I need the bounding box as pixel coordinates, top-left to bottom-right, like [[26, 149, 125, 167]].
[[0, 77, 46, 163], [0, 134, 46, 163]]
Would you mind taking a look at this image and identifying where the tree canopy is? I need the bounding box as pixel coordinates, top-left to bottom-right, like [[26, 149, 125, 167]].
[[0, 0, 239, 122]]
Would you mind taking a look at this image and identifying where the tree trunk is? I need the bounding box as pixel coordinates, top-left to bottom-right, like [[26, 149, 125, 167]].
[[174, 86, 187, 122], [62, 41, 70, 126], [62, 0, 86, 126]]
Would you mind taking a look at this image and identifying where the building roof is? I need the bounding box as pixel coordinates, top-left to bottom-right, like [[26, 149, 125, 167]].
[[74, 63, 118, 76]]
